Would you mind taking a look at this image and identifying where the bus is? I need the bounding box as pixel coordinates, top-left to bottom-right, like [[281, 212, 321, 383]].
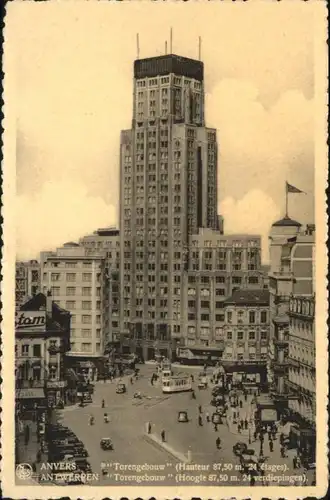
[[162, 375, 192, 394]]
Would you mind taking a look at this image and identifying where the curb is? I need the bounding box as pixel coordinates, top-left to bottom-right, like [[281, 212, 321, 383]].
[[142, 433, 189, 463]]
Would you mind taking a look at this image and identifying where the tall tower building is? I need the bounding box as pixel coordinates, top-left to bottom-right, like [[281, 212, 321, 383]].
[[119, 54, 218, 360]]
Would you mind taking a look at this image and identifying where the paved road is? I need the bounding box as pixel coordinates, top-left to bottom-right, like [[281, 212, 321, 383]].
[[55, 364, 308, 487]]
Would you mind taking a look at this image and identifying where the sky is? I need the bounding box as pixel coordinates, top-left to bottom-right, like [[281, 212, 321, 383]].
[[9, 1, 315, 262]]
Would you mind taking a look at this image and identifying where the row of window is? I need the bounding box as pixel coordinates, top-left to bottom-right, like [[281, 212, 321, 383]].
[[48, 272, 99, 282], [227, 311, 268, 324], [47, 261, 93, 269], [70, 328, 101, 338], [69, 342, 101, 353], [70, 315, 101, 324], [48, 286, 101, 297]]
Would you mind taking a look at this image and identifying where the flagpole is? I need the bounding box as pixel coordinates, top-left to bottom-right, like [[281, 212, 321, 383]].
[[285, 181, 288, 217]]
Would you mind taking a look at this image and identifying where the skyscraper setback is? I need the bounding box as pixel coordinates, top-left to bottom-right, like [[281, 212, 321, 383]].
[[119, 54, 219, 359]]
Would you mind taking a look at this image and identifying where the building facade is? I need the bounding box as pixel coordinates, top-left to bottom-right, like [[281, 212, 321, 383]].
[[79, 228, 121, 349], [222, 289, 270, 386], [268, 216, 302, 410], [15, 260, 41, 309], [15, 292, 71, 407], [40, 242, 105, 362], [119, 54, 220, 360]]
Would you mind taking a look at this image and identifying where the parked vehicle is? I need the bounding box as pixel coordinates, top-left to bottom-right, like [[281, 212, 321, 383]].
[[100, 438, 114, 451]]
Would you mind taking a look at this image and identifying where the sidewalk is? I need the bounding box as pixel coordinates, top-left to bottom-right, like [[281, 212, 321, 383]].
[[16, 420, 48, 483]]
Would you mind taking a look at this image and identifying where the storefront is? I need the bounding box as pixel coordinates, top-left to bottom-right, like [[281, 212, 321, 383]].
[[16, 387, 46, 418], [46, 380, 67, 407], [176, 345, 224, 366], [289, 426, 316, 460], [222, 361, 268, 389]]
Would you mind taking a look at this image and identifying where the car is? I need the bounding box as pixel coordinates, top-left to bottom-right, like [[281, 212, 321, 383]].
[[233, 442, 248, 456], [116, 383, 126, 394], [198, 381, 208, 389], [100, 438, 114, 451], [177, 411, 189, 423], [74, 459, 92, 473]]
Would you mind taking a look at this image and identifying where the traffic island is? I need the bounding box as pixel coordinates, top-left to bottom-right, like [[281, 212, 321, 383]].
[[143, 432, 191, 464]]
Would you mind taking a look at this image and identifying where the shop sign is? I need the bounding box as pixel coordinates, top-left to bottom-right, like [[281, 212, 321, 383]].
[[261, 408, 277, 422], [16, 311, 46, 332], [46, 380, 67, 389]]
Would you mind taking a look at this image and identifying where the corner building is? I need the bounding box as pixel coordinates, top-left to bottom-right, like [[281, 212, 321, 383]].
[[120, 55, 219, 359]]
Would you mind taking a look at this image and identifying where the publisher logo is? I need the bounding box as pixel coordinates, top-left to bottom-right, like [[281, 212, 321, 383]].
[[16, 463, 33, 480]]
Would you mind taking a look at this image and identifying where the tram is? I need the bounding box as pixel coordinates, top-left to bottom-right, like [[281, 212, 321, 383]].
[[162, 375, 192, 394]]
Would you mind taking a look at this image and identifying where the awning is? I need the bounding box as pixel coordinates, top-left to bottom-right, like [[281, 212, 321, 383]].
[[273, 314, 289, 324], [16, 388, 45, 399]]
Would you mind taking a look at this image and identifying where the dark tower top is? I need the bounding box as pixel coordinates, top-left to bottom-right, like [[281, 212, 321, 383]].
[[134, 54, 204, 82]]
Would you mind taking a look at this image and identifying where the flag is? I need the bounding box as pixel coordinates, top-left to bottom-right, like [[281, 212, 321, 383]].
[[286, 182, 305, 194]]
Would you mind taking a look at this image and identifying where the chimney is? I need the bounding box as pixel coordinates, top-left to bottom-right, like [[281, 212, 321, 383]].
[[46, 290, 52, 315]]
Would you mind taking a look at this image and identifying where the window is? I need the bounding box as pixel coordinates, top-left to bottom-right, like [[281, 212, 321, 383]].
[[81, 343, 92, 353], [66, 287, 76, 296], [21, 344, 29, 356], [215, 314, 225, 322], [227, 332, 232, 340], [237, 331, 244, 340], [249, 331, 255, 340], [201, 301, 210, 309], [216, 276, 225, 283], [82, 315, 91, 324], [261, 311, 268, 323], [51, 273, 60, 282], [216, 289, 225, 296], [249, 311, 256, 324], [82, 329, 92, 338], [201, 314, 209, 321], [66, 300, 75, 310], [227, 311, 232, 324], [82, 301, 92, 310], [51, 286, 60, 296], [248, 276, 259, 284], [82, 273, 92, 282], [96, 315, 101, 324], [237, 310, 244, 324], [82, 287, 92, 296], [66, 273, 76, 282], [261, 330, 267, 340], [32, 344, 41, 357]]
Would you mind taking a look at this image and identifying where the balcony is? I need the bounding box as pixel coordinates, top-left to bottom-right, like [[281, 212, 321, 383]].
[[16, 379, 45, 389], [273, 337, 289, 347], [271, 359, 289, 371]]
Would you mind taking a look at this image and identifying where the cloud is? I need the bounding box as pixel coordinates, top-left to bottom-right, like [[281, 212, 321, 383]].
[[207, 80, 314, 235], [220, 190, 282, 263], [16, 181, 116, 260]]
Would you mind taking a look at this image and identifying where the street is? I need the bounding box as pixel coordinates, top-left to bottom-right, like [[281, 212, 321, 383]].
[[54, 364, 307, 486]]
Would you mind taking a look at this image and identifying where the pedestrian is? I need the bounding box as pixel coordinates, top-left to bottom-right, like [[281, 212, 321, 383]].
[[198, 415, 203, 426], [244, 419, 248, 430], [191, 390, 196, 400], [250, 475, 255, 486], [198, 405, 202, 414], [269, 439, 274, 452], [130, 376, 133, 384], [216, 437, 221, 449], [147, 422, 151, 434], [239, 400, 243, 409], [191, 375, 194, 382], [214, 423, 218, 432], [102, 399, 105, 408], [253, 430, 258, 442], [206, 412, 210, 423], [161, 430, 166, 443], [36, 449, 42, 463], [280, 445, 286, 458], [240, 419, 244, 429], [244, 393, 247, 402], [24, 425, 30, 446], [268, 431, 272, 441], [280, 433, 284, 445], [293, 455, 297, 469]]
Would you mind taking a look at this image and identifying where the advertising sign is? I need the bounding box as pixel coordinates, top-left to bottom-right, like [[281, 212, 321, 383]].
[[15, 311, 46, 332], [46, 381, 67, 389], [261, 408, 277, 422]]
